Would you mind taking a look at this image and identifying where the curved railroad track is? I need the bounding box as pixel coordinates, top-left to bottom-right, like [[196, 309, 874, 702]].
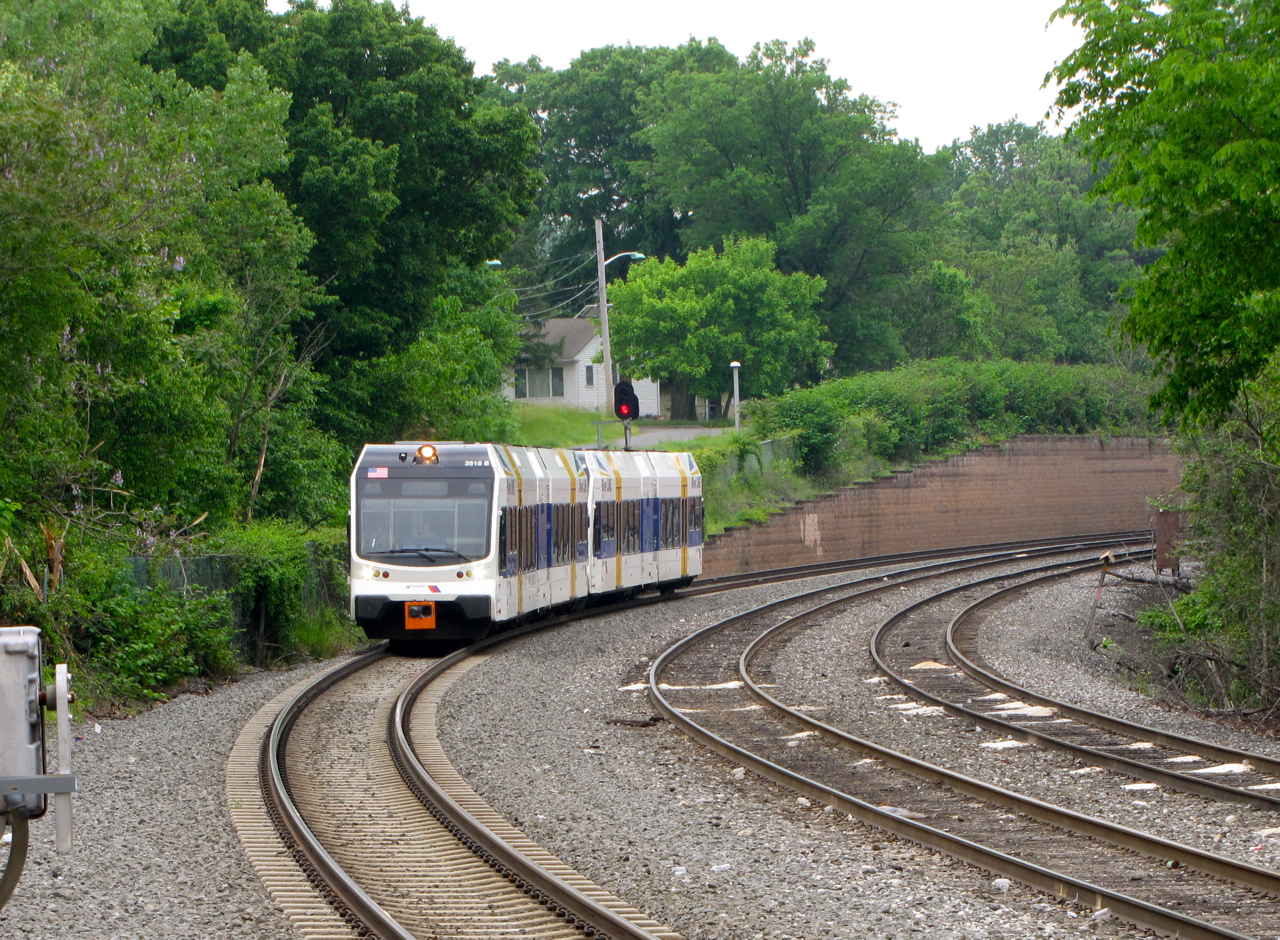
[[228, 532, 1276, 940], [237, 645, 682, 940], [650, 545, 1280, 940], [872, 567, 1280, 806]]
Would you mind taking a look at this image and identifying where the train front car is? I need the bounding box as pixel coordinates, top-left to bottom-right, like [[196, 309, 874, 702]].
[[349, 442, 500, 647]]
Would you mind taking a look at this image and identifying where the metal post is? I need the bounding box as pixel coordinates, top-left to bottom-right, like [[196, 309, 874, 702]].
[[595, 218, 614, 418], [730, 360, 741, 433], [1084, 551, 1115, 647], [54, 664, 71, 854], [623, 420, 632, 451]]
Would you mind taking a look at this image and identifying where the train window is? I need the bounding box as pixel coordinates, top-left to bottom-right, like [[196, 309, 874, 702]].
[[357, 478, 491, 562], [658, 499, 676, 550], [522, 505, 531, 572], [618, 500, 635, 555], [644, 498, 660, 553], [595, 500, 619, 558], [686, 496, 704, 547], [553, 503, 570, 567], [551, 504, 559, 567], [575, 502, 588, 562], [530, 505, 538, 572], [560, 504, 568, 566], [498, 508, 508, 576]]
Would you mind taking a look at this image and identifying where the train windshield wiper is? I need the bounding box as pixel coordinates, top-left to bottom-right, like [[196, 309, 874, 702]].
[[380, 547, 471, 561]]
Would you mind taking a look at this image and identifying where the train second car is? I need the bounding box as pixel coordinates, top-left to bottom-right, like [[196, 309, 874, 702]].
[[349, 441, 703, 645]]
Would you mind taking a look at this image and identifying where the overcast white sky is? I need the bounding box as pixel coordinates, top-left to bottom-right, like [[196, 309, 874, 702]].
[[414, 0, 1083, 151], [269, 1, 1084, 151]]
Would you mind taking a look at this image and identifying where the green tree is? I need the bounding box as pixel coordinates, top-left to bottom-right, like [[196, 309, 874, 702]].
[[939, 121, 1144, 363], [144, 0, 279, 91], [491, 41, 737, 272], [1051, 0, 1280, 419], [894, 263, 996, 361], [610, 237, 829, 418], [1, 3, 344, 528], [255, 0, 539, 447], [262, 1, 538, 349], [639, 39, 942, 373]]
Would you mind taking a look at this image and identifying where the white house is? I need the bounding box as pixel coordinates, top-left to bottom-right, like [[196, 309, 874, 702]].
[[505, 318, 661, 416]]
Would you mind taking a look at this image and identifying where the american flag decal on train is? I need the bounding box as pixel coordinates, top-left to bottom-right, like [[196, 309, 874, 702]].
[[367, 467, 388, 478]]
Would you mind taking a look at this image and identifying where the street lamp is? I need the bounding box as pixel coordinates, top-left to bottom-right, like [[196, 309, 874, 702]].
[[595, 217, 645, 415], [730, 361, 742, 432]]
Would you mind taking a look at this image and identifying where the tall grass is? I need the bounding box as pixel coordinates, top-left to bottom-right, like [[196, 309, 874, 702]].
[[515, 403, 609, 447]]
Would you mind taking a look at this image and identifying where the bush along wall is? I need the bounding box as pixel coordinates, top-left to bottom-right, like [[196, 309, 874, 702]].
[[748, 359, 1161, 475]]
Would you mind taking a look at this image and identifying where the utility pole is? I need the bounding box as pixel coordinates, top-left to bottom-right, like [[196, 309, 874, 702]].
[[595, 217, 614, 416]]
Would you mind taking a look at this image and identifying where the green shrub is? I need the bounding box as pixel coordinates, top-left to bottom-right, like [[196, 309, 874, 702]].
[[209, 521, 354, 665], [90, 584, 235, 700], [753, 359, 1158, 464]]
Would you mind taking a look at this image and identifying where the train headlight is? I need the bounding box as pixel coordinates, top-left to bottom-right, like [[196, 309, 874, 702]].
[[416, 444, 438, 464]]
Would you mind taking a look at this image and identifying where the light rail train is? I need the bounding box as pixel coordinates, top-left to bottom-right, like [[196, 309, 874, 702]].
[[349, 441, 703, 647]]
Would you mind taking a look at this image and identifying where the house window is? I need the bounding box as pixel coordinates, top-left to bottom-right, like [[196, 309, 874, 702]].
[[515, 367, 565, 399], [585, 365, 594, 387]]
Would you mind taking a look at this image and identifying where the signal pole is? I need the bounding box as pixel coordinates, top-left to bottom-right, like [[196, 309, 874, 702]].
[[596, 218, 614, 416]]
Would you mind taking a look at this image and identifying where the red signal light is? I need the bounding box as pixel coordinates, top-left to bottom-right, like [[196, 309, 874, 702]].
[[620, 403, 631, 416]]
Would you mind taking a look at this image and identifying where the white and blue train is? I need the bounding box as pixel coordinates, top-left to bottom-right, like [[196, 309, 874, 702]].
[[349, 442, 703, 646]]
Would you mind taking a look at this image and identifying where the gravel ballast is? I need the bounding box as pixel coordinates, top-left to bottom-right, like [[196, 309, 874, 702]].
[[0, 664, 327, 940], [763, 566, 1280, 879], [5, 555, 1277, 940], [436, 565, 1220, 940]]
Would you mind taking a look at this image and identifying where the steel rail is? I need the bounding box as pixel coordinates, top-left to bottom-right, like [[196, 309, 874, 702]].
[[263, 648, 411, 940], [945, 574, 1280, 777], [690, 530, 1151, 595], [390, 639, 665, 940], [869, 563, 1280, 809], [648, 566, 1255, 940], [373, 536, 1149, 939], [254, 533, 1158, 940], [738, 573, 1280, 897], [650, 549, 1268, 940]]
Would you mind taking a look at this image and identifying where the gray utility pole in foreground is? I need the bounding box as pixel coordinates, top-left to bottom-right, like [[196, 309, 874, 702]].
[[595, 218, 614, 416]]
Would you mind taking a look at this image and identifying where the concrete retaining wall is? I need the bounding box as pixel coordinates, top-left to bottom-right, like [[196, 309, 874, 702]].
[[701, 436, 1181, 577]]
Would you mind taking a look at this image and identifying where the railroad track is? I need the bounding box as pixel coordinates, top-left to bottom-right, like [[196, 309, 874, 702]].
[[651, 545, 1280, 940], [873, 566, 1280, 806], [229, 532, 1273, 940], [235, 646, 682, 940]]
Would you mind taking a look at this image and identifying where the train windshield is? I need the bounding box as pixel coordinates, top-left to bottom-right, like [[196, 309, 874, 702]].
[[357, 478, 492, 564]]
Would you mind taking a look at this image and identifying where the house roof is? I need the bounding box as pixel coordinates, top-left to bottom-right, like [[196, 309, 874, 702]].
[[538, 318, 599, 362]]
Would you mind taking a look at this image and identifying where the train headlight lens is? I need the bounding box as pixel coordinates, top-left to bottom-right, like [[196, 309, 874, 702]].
[[417, 444, 438, 464]]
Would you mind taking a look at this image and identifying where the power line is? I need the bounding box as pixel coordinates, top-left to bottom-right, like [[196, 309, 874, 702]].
[[520, 281, 599, 320]]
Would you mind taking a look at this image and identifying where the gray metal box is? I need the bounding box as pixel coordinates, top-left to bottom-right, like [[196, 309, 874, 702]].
[[0, 627, 44, 815]]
